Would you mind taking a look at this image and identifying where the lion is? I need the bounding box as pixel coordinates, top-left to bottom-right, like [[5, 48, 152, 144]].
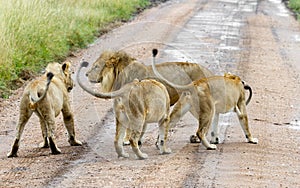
[[86, 50, 213, 105], [152, 49, 258, 150], [85, 50, 214, 144], [7, 62, 82, 158], [77, 61, 171, 159]]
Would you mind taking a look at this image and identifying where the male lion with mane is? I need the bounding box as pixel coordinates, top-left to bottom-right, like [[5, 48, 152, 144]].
[[7, 62, 82, 158], [77, 61, 171, 160], [85, 50, 213, 144], [152, 49, 258, 150]]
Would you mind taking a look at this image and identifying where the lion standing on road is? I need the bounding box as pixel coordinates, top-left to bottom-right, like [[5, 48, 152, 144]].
[[7, 62, 82, 158], [152, 49, 258, 150], [77, 61, 171, 160]]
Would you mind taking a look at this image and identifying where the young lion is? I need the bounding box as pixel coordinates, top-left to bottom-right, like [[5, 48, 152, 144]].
[[77, 61, 171, 160], [7, 62, 82, 158], [152, 49, 258, 150]]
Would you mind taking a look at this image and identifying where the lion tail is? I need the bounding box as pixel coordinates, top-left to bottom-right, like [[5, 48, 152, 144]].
[[77, 61, 138, 99], [29, 72, 54, 108], [151, 49, 192, 90], [242, 81, 252, 105]]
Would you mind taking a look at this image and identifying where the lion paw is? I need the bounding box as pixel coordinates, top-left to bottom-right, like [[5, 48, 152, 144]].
[[248, 138, 258, 144], [155, 139, 165, 150], [207, 144, 217, 150], [39, 141, 49, 148], [137, 153, 148, 160], [161, 148, 172, 154], [210, 137, 220, 144], [190, 135, 201, 143], [7, 152, 17, 158], [51, 147, 61, 155], [123, 140, 130, 146], [69, 139, 82, 146], [118, 152, 129, 158]]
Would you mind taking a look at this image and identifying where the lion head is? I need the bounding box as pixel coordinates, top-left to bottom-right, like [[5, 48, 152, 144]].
[[46, 61, 74, 92], [85, 51, 136, 92]]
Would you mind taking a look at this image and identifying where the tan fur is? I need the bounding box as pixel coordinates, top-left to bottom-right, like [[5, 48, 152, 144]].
[[7, 62, 82, 158], [86, 50, 213, 105], [152, 49, 258, 150], [86, 50, 213, 144], [77, 62, 171, 159]]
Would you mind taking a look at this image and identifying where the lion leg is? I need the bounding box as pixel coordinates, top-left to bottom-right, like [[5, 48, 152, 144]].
[[7, 120, 29, 157], [210, 113, 220, 144], [158, 117, 171, 155], [138, 123, 147, 146], [235, 103, 258, 144], [196, 110, 216, 150], [114, 98, 132, 147], [165, 91, 192, 145], [169, 91, 192, 127], [7, 101, 33, 158], [123, 128, 131, 146], [37, 116, 49, 148], [114, 120, 129, 158], [123, 124, 144, 146], [45, 114, 61, 155], [62, 107, 82, 146], [130, 130, 148, 160], [196, 130, 217, 150]]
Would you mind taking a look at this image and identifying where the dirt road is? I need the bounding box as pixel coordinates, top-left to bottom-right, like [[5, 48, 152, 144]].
[[1, 0, 300, 187]]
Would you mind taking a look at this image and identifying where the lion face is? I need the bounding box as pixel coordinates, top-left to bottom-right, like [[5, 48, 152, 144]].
[[86, 51, 135, 92], [86, 58, 106, 83], [45, 61, 74, 92], [86, 52, 115, 92], [61, 62, 74, 92]]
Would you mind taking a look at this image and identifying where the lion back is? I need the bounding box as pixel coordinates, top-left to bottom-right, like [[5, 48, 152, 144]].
[[130, 79, 170, 122]]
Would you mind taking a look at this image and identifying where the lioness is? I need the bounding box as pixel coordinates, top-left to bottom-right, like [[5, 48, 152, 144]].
[[152, 49, 258, 150], [77, 61, 171, 160], [85, 50, 213, 144], [7, 62, 82, 158]]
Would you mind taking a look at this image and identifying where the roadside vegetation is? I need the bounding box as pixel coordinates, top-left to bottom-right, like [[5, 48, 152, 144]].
[[0, 0, 149, 98], [288, 0, 300, 19]]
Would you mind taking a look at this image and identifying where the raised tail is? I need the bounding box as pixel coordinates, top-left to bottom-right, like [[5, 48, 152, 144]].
[[242, 81, 252, 105], [29, 72, 54, 108], [151, 49, 191, 90]]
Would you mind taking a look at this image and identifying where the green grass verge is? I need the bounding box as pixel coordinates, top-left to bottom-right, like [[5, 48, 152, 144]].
[[0, 0, 149, 98], [288, 0, 300, 19]]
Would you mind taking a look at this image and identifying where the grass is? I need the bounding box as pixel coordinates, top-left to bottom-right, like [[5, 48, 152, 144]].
[[288, 0, 300, 19], [0, 0, 149, 98]]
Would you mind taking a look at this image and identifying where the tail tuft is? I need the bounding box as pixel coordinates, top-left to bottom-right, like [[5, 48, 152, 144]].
[[47, 72, 54, 81], [81, 61, 89, 68], [152, 49, 158, 57], [243, 84, 252, 105]]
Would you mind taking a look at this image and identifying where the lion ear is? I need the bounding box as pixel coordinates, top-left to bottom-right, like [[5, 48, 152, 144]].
[[62, 61, 71, 73]]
